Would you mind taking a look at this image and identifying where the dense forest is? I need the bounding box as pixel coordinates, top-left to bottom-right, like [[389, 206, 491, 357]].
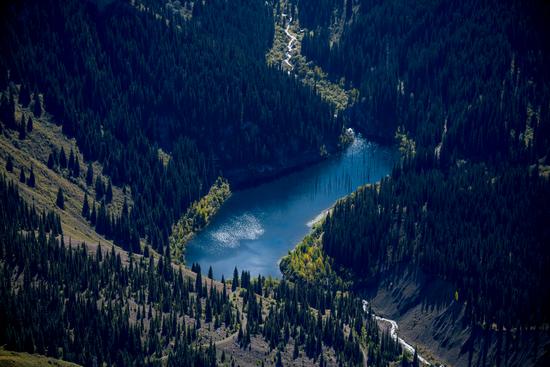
[[0, 0, 340, 253], [290, 0, 550, 351], [0, 174, 228, 366], [2, 0, 550, 365], [1, 172, 421, 366], [323, 163, 550, 329]]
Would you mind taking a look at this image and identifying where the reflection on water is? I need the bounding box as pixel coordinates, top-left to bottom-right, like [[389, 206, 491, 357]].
[[210, 213, 264, 249], [185, 135, 395, 279]]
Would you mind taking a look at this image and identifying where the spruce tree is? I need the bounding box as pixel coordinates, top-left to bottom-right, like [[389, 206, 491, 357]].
[[86, 162, 93, 186], [32, 91, 42, 117], [26, 116, 32, 132], [18, 84, 30, 107], [90, 201, 97, 225], [195, 266, 203, 297], [47, 152, 55, 169], [56, 187, 64, 209], [68, 148, 75, 173], [74, 155, 80, 177], [82, 193, 90, 219], [275, 350, 283, 367], [59, 147, 67, 169], [106, 179, 113, 203], [232, 266, 239, 291], [208, 266, 213, 279], [95, 176, 104, 199], [27, 166, 35, 187], [18, 115, 26, 140], [205, 301, 212, 323], [19, 167, 25, 183], [5, 155, 13, 172]]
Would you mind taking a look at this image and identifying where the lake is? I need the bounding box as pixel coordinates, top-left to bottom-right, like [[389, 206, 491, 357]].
[[185, 135, 396, 279]]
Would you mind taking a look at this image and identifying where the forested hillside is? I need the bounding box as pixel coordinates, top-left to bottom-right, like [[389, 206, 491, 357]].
[[282, 0, 550, 365], [0, 0, 340, 253], [1, 172, 422, 366]]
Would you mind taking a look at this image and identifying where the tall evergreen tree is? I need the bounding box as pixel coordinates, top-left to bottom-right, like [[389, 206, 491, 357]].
[[105, 178, 113, 203], [68, 148, 75, 173], [73, 155, 80, 177], [86, 162, 93, 186], [56, 187, 64, 209], [32, 91, 41, 117], [82, 192, 90, 219], [275, 350, 283, 367], [47, 152, 55, 169], [19, 167, 25, 183], [90, 200, 97, 225], [18, 84, 30, 107], [26, 115, 32, 132], [59, 147, 67, 169], [95, 176, 104, 199], [18, 114, 26, 140], [27, 166, 35, 187], [5, 155, 13, 172], [232, 266, 239, 291]]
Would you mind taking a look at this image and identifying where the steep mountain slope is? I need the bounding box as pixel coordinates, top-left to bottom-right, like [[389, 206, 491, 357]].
[[0, 1, 410, 366], [0, 0, 342, 254], [282, 0, 550, 365], [0, 87, 131, 250]]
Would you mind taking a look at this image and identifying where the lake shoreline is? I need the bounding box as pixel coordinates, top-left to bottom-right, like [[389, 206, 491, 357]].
[[185, 135, 396, 279]]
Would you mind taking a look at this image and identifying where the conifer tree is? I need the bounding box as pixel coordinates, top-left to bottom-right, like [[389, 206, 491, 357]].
[[5, 155, 13, 172], [86, 162, 93, 186], [18, 115, 26, 140], [68, 148, 75, 173], [195, 265, 203, 298], [59, 147, 67, 169], [106, 179, 113, 203], [90, 201, 97, 225], [208, 266, 213, 279], [95, 176, 104, 199], [19, 167, 25, 183], [47, 152, 55, 169], [56, 187, 64, 209], [32, 91, 42, 117], [82, 192, 90, 219], [27, 166, 35, 187], [18, 84, 30, 107], [74, 155, 80, 177], [222, 275, 227, 300], [26, 116, 32, 132], [232, 266, 239, 291], [276, 350, 283, 367], [205, 301, 212, 323]]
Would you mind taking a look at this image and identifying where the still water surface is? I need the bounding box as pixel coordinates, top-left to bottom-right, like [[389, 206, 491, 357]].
[[186, 136, 395, 279]]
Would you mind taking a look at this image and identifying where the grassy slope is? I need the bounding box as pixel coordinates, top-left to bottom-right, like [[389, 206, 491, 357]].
[[0, 89, 131, 248], [0, 348, 81, 367]]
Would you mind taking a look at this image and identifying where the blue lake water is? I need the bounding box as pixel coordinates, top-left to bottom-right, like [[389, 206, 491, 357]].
[[185, 136, 396, 279]]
